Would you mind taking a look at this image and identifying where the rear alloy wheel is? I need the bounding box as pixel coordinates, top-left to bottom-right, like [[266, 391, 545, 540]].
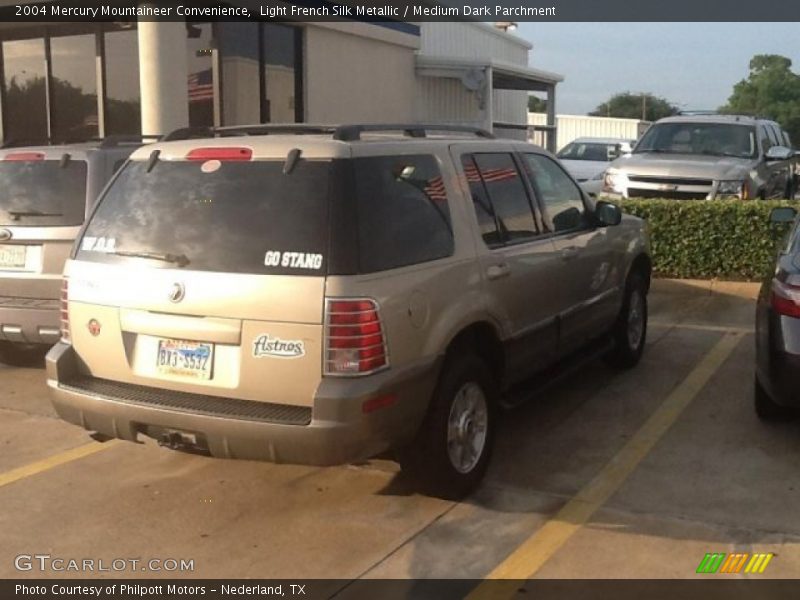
[[755, 376, 794, 421], [606, 272, 648, 368], [399, 354, 495, 499]]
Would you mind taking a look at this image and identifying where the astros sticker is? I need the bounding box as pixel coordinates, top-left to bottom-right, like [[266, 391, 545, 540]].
[[253, 335, 305, 359]]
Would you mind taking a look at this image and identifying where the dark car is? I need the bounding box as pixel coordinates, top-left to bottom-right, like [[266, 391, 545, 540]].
[[755, 206, 800, 418]]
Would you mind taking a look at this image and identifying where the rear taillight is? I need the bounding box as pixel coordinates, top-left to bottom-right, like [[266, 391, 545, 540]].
[[771, 278, 800, 318], [324, 298, 388, 376], [60, 279, 70, 342]]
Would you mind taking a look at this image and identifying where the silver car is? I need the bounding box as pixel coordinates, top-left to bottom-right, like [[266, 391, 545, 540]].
[[603, 114, 795, 200], [557, 137, 635, 197]]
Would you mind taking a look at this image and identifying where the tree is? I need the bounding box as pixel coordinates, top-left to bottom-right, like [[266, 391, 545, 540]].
[[720, 54, 800, 145], [590, 92, 678, 121], [528, 95, 547, 113]]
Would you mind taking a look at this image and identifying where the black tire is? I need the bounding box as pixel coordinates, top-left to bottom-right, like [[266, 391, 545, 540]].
[[399, 354, 496, 500], [606, 271, 648, 369], [755, 376, 794, 421]]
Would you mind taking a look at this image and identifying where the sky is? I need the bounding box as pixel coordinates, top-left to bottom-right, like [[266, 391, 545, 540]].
[[515, 22, 800, 116]]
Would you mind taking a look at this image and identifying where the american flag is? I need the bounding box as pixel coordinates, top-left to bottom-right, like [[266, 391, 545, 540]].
[[423, 176, 447, 203], [188, 69, 214, 102], [463, 163, 518, 184]]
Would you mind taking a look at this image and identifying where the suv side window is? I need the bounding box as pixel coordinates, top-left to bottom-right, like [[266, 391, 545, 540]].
[[768, 124, 782, 146], [353, 154, 454, 273], [464, 153, 538, 246], [523, 153, 589, 233], [761, 125, 775, 154]]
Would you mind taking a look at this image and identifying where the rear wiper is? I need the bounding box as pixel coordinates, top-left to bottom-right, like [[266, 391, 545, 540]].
[[109, 250, 190, 268], [8, 210, 63, 221]]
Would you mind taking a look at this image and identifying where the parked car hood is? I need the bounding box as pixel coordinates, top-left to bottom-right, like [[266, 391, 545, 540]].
[[559, 159, 608, 181], [612, 152, 752, 180]]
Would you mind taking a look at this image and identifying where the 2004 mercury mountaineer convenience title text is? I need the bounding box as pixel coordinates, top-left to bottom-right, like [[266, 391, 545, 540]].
[[46, 123, 651, 497]]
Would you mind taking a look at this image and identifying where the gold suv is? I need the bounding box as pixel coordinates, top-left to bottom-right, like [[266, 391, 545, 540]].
[[46, 124, 651, 497], [0, 139, 146, 364]]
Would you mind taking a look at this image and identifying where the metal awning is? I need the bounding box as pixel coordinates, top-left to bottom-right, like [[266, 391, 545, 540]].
[[415, 54, 562, 151], [415, 55, 563, 92]]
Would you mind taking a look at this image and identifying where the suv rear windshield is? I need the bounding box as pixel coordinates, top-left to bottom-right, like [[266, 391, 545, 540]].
[[634, 122, 757, 158], [0, 159, 87, 226], [77, 159, 331, 275], [77, 153, 454, 276]]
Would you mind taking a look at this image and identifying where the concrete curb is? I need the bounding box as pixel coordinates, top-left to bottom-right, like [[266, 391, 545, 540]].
[[652, 278, 761, 299]]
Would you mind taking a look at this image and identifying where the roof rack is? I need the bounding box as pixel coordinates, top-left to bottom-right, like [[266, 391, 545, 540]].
[[677, 110, 720, 116], [332, 124, 494, 141], [98, 134, 161, 148], [677, 110, 769, 121], [162, 123, 495, 142], [0, 135, 161, 149]]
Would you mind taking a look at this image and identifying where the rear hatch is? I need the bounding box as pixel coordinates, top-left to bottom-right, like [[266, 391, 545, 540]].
[[0, 152, 87, 302], [67, 149, 334, 407]]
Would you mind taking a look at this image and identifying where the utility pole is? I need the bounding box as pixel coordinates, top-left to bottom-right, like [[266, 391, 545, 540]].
[[642, 94, 647, 121]]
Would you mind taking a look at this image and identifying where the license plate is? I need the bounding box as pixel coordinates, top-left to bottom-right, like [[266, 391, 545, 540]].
[[156, 339, 214, 380], [0, 244, 26, 269]]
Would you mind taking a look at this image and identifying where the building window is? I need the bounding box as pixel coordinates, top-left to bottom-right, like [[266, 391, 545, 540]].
[[187, 23, 214, 128], [50, 34, 98, 142], [263, 24, 301, 123], [104, 28, 140, 136], [219, 22, 260, 126], [0, 22, 303, 145], [2, 38, 47, 144], [219, 22, 303, 126]]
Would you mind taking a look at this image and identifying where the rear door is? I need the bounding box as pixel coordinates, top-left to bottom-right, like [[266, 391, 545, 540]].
[[520, 151, 621, 354], [0, 154, 88, 312], [69, 153, 332, 408], [452, 146, 561, 381]]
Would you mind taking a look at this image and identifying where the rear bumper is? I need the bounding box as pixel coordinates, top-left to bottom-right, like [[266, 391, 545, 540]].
[[756, 304, 800, 408], [46, 342, 439, 466], [0, 296, 60, 344]]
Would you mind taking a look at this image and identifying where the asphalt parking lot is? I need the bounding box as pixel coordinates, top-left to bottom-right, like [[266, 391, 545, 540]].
[[2, 278, 799, 584]]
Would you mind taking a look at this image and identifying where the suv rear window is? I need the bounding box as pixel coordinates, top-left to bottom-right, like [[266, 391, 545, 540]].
[[77, 159, 330, 275], [0, 159, 87, 226], [352, 155, 453, 273]]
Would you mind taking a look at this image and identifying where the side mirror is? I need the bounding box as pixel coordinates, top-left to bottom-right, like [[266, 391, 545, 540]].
[[770, 206, 797, 224], [595, 200, 622, 226], [607, 146, 621, 161], [766, 146, 794, 161]]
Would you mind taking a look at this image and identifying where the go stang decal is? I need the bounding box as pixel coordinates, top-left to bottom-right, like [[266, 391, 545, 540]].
[[253, 335, 305, 359], [264, 250, 323, 270]]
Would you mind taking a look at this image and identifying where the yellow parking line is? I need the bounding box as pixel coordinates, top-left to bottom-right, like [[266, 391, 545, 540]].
[[650, 321, 754, 334], [467, 332, 743, 599], [0, 440, 119, 489]]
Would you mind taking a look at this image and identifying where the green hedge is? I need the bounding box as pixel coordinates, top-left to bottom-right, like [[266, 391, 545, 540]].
[[617, 199, 799, 280]]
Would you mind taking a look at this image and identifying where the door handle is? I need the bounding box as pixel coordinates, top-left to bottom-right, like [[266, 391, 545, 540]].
[[486, 262, 511, 280], [561, 246, 580, 260]]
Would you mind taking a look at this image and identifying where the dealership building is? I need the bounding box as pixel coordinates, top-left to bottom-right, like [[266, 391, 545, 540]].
[[0, 9, 562, 149]]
